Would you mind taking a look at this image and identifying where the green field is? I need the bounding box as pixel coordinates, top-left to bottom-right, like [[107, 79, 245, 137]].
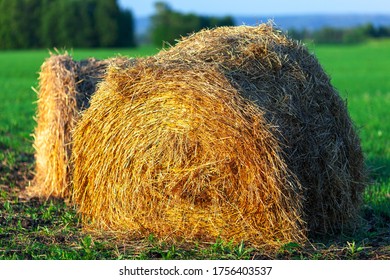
[[0, 41, 389, 259]]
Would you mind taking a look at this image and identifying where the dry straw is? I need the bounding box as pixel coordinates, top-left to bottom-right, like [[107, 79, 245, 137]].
[[72, 24, 366, 247], [28, 53, 130, 199]]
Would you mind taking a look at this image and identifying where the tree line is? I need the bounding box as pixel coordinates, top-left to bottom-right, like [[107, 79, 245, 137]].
[[1, 0, 389, 50], [288, 23, 390, 44], [0, 0, 234, 49], [0, 0, 135, 49]]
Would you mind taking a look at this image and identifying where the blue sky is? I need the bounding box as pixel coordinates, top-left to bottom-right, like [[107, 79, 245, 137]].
[[118, 0, 390, 17]]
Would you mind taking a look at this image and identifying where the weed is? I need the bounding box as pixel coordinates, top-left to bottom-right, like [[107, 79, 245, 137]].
[[346, 241, 365, 258]]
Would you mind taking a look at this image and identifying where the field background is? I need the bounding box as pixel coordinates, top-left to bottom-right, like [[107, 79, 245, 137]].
[[0, 40, 389, 259]]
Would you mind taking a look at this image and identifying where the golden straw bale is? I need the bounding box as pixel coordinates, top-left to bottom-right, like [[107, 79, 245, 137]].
[[28, 53, 131, 199], [72, 24, 365, 247], [157, 24, 366, 235]]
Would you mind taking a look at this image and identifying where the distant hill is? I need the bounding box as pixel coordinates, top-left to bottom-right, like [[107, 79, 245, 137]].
[[135, 14, 390, 35], [234, 14, 390, 30]]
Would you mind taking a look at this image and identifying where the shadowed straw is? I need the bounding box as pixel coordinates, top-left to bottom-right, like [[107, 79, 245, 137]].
[[72, 24, 366, 248], [28, 53, 132, 199]]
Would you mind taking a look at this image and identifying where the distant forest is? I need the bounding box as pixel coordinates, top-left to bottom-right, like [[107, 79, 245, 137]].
[[0, 0, 233, 50], [1, 0, 390, 50], [0, 0, 135, 49], [288, 24, 390, 44]]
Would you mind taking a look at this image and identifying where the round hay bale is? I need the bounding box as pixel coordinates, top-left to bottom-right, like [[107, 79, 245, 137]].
[[72, 24, 365, 247], [28, 53, 133, 199], [157, 24, 366, 235]]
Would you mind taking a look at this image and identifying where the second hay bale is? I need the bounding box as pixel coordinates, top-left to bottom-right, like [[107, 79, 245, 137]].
[[28, 54, 128, 199]]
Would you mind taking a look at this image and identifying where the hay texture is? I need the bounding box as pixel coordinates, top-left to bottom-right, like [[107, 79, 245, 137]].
[[28, 53, 126, 199], [72, 24, 365, 247]]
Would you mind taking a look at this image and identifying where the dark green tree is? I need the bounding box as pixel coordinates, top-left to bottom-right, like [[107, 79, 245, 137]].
[[118, 9, 136, 47], [150, 2, 174, 46], [94, 0, 120, 47], [313, 27, 344, 44], [56, 0, 99, 48], [0, 0, 41, 49], [342, 26, 368, 44], [377, 25, 390, 37], [150, 2, 234, 47], [0, 0, 17, 49], [40, 0, 61, 47], [22, 0, 42, 48], [200, 15, 234, 29], [73, 0, 99, 47]]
